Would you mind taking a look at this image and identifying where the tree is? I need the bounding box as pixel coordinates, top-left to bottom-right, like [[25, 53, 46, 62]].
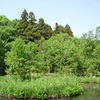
[[92, 41, 100, 76], [37, 18, 53, 40], [81, 31, 100, 76], [0, 15, 18, 75], [0, 26, 17, 43], [16, 10, 41, 43], [41, 33, 82, 75], [38, 18, 45, 26], [54, 23, 65, 34], [16, 9, 29, 41], [5, 38, 43, 79], [28, 11, 36, 25], [82, 30, 95, 40], [64, 24, 73, 36], [0, 15, 18, 56], [0, 39, 6, 75], [95, 26, 100, 40], [54, 23, 73, 36], [0, 15, 9, 26], [11, 19, 19, 28]]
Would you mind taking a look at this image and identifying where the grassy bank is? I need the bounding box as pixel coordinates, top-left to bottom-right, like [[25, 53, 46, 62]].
[[0, 75, 83, 100], [79, 76, 100, 83]]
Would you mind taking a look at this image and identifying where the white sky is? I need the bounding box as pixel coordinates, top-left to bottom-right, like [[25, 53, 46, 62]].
[[0, 0, 100, 37]]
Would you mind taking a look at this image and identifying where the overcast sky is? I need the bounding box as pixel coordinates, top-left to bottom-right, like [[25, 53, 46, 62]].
[[0, 0, 100, 37]]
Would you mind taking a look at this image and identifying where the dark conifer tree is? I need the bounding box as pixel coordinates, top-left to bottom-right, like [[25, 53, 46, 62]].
[[28, 12, 36, 25], [16, 9, 29, 42], [37, 18, 53, 39], [64, 24, 73, 36], [54, 23, 73, 36]]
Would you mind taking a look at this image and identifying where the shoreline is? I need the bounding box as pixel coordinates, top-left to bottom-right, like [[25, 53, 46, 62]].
[[0, 76, 100, 100]]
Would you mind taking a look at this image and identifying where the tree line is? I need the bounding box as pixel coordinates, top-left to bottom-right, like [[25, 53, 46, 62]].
[[0, 9, 100, 79]]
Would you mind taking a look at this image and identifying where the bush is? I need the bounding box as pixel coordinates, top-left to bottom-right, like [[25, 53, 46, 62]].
[[0, 75, 83, 99]]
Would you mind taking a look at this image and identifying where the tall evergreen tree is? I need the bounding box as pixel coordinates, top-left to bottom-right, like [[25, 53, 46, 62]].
[[28, 11, 36, 25], [54, 23, 73, 36], [37, 18, 53, 40], [16, 10, 41, 43], [54, 23, 65, 34], [64, 24, 73, 36], [16, 9, 29, 41]]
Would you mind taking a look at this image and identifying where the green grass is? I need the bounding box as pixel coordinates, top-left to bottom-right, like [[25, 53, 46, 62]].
[[78, 76, 100, 83], [0, 75, 83, 100]]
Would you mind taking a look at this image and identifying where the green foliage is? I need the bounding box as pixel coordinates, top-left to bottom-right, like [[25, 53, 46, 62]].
[[0, 39, 6, 75], [0, 15, 13, 75], [4, 31, 100, 77], [79, 76, 100, 83], [0, 75, 83, 99], [16, 9, 29, 42], [64, 24, 73, 36], [0, 10, 100, 77], [37, 32, 99, 76], [0, 15, 17, 43], [0, 16, 18, 75], [96, 26, 100, 40], [5, 38, 43, 79], [81, 30, 100, 76], [41, 33, 83, 75], [37, 18, 53, 40], [16, 10, 53, 43], [0, 15, 10, 26], [16, 9, 74, 43], [54, 23, 73, 36]]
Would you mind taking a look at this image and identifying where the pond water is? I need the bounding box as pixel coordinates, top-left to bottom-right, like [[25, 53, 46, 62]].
[[53, 83, 100, 100], [0, 83, 100, 100]]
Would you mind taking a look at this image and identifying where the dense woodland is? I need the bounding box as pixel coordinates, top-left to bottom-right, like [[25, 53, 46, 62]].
[[0, 9, 100, 79]]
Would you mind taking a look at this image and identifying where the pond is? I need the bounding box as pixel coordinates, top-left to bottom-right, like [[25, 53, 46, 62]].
[[53, 83, 100, 100], [0, 83, 100, 100]]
